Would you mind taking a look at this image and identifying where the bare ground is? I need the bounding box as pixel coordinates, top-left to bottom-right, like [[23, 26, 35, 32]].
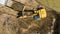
[[0, 9, 58, 34]]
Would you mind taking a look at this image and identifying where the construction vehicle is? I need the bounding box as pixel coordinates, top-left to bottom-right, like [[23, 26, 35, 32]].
[[18, 7, 47, 20]]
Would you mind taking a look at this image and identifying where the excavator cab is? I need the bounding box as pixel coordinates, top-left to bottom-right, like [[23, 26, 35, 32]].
[[33, 7, 47, 20]]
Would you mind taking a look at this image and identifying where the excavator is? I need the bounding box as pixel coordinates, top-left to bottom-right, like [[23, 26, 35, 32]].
[[18, 7, 47, 20]]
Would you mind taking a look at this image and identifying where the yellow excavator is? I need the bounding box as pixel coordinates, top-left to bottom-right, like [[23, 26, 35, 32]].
[[19, 7, 47, 20]]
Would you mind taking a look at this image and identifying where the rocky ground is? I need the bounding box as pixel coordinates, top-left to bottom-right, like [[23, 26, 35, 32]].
[[0, 0, 60, 34], [0, 8, 59, 34]]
